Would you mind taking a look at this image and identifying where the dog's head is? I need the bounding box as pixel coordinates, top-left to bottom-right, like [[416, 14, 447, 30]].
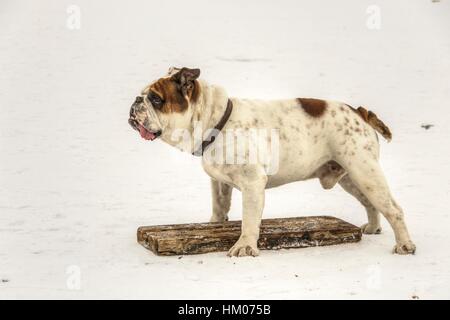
[[128, 67, 201, 141]]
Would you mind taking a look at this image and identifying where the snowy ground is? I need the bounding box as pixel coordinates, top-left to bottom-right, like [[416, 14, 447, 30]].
[[1, 0, 450, 299]]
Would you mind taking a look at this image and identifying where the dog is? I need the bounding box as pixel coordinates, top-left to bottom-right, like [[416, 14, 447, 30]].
[[128, 67, 416, 257]]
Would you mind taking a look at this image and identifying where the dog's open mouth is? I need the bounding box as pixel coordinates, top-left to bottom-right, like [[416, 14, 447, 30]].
[[138, 124, 161, 141]]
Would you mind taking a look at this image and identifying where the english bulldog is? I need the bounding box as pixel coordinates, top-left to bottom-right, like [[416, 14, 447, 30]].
[[128, 67, 416, 257]]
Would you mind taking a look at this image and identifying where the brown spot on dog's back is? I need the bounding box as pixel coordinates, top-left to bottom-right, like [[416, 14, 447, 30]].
[[297, 98, 327, 117]]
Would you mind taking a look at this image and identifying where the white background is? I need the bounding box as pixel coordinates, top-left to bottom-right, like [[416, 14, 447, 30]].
[[0, 0, 449, 299]]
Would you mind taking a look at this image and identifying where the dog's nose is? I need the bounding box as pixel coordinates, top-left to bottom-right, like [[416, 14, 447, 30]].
[[135, 96, 143, 103]]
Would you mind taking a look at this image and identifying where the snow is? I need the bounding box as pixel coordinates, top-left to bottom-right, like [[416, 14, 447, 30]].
[[0, 0, 449, 299]]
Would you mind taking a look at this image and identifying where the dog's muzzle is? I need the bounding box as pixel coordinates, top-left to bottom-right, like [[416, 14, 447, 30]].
[[128, 96, 161, 141], [128, 96, 142, 131]]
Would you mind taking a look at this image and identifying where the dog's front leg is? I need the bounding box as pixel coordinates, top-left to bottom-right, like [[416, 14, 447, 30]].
[[209, 179, 233, 222], [228, 179, 267, 257]]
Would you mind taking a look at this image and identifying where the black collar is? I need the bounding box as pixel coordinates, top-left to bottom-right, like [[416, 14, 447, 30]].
[[192, 99, 233, 157]]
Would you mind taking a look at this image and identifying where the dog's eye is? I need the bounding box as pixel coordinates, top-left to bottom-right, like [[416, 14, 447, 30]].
[[148, 93, 163, 108]]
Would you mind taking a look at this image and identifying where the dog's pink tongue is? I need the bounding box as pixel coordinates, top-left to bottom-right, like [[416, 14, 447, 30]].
[[139, 125, 156, 141]]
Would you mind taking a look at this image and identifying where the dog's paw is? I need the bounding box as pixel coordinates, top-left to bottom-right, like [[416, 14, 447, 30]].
[[227, 238, 259, 257], [361, 223, 382, 234], [393, 241, 416, 255]]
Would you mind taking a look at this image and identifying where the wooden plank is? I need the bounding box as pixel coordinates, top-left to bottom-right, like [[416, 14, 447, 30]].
[[137, 216, 362, 256]]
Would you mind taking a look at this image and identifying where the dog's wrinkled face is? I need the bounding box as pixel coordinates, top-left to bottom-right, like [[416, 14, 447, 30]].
[[128, 67, 201, 141]]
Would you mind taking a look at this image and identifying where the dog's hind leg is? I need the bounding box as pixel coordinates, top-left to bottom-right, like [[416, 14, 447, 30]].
[[338, 174, 382, 234], [340, 158, 415, 254], [210, 179, 233, 222]]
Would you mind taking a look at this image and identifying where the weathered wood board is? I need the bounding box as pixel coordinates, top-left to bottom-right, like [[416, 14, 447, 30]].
[[137, 216, 362, 256]]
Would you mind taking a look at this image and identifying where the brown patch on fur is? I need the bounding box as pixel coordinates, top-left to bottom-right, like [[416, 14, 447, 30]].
[[190, 80, 201, 103], [170, 67, 201, 104], [148, 68, 201, 113], [346, 104, 392, 141], [297, 98, 327, 118], [150, 78, 189, 113]]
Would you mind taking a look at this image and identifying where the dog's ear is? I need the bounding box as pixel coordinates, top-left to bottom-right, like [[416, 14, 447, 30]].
[[170, 67, 201, 97], [171, 67, 200, 85], [167, 66, 181, 76]]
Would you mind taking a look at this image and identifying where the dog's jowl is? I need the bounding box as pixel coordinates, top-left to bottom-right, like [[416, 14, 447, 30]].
[[128, 67, 416, 257]]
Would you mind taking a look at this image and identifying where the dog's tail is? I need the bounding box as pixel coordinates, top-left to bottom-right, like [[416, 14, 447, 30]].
[[350, 105, 392, 142]]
